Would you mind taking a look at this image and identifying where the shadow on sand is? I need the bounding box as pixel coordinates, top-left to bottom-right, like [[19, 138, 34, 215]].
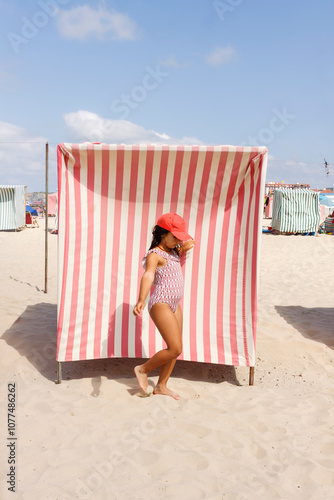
[[2, 302, 241, 391], [275, 305, 334, 350]]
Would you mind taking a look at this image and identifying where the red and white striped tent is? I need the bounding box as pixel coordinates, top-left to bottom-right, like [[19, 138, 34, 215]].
[[48, 192, 57, 216], [56, 143, 267, 378]]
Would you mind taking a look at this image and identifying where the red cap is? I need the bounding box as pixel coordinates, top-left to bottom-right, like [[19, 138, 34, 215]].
[[156, 213, 192, 241]]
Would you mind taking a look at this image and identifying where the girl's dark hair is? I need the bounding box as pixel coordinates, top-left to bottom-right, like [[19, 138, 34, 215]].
[[149, 225, 169, 250], [149, 225, 181, 254]]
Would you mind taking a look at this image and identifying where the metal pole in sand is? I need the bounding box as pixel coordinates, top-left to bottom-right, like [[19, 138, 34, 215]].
[[45, 142, 48, 294]]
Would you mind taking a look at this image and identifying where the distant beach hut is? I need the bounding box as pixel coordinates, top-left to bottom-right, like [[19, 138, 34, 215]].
[[272, 188, 320, 234], [0, 185, 26, 230], [49, 204, 58, 234], [48, 192, 57, 216]]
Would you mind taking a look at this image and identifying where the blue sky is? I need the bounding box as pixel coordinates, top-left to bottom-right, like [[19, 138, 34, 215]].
[[0, 0, 333, 192]]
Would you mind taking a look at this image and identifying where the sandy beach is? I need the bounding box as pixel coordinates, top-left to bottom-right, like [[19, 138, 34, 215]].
[[1, 218, 334, 500]]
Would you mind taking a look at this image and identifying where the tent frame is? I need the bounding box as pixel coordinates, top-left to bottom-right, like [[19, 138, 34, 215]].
[[45, 142, 48, 293], [54, 143, 264, 388], [56, 361, 255, 386]]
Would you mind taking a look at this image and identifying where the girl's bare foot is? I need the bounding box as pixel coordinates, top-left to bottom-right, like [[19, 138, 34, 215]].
[[134, 365, 148, 393], [153, 384, 180, 400]]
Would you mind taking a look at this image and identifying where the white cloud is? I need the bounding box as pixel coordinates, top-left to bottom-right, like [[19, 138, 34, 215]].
[[285, 160, 307, 168], [205, 45, 236, 66], [160, 56, 188, 69], [0, 117, 328, 191], [266, 158, 329, 187], [63, 110, 203, 145], [56, 3, 141, 41], [0, 121, 56, 191]]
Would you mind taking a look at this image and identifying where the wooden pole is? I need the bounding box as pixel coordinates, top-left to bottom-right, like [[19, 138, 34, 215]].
[[56, 362, 62, 384], [45, 142, 48, 293], [24, 186, 27, 228]]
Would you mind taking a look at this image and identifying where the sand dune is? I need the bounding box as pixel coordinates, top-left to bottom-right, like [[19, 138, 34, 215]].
[[1, 219, 334, 499]]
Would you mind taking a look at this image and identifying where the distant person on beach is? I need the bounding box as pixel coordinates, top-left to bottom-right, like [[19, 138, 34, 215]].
[[133, 213, 195, 400]]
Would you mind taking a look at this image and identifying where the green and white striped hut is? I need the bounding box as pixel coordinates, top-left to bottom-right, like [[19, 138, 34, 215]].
[[0, 185, 26, 230], [272, 188, 320, 234]]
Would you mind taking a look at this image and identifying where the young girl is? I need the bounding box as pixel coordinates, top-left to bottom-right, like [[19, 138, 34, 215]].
[[133, 213, 195, 400]]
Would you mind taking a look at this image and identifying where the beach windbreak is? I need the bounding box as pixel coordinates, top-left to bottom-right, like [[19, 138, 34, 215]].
[[56, 144, 267, 367]]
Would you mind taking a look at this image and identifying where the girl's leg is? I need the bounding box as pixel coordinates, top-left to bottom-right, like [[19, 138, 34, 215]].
[[134, 303, 182, 394], [154, 305, 183, 398]]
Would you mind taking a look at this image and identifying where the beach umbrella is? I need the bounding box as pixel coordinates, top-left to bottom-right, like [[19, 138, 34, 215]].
[[319, 194, 334, 207], [26, 205, 38, 215]]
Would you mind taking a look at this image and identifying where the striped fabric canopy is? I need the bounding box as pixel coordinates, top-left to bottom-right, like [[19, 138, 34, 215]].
[[272, 188, 320, 233], [57, 143, 268, 367], [48, 192, 57, 216], [0, 185, 26, 230]]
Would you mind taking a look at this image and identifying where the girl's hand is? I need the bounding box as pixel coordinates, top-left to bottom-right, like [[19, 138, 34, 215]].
[[179, 239, 196, 253], [133, 300, 146, 316]]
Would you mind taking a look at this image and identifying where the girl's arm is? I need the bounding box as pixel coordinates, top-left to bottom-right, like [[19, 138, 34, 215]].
[[178, 240, 196, 267], [178, 239, 196, 254], [133, 252, 160, 316]]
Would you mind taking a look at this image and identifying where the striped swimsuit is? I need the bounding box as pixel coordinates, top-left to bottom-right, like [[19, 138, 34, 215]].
[[142, 248, 184, 313]]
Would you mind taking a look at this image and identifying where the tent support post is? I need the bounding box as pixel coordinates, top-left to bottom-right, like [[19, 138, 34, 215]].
[[249, 367, 255, 386], [44, 142, 49, 294], [56, 362, 62, 384]]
